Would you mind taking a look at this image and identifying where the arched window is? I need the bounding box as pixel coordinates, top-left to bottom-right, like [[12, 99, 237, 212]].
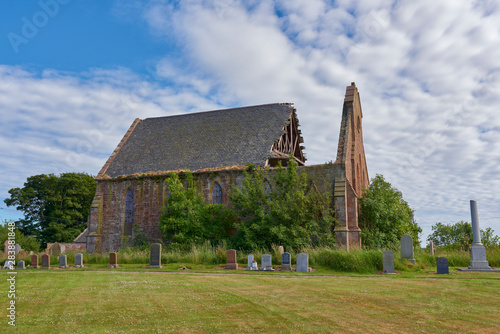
[[125, 190, 133, 236], [263, 179, 272, 195], [212, 182, 222, 204]]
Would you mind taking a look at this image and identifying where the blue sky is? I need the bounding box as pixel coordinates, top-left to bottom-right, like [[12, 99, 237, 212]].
[[1, 0, 500, 245]]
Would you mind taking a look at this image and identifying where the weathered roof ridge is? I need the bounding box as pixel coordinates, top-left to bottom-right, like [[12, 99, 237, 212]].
[[101, 103, 302, 177], [98, 118, 142, 177]]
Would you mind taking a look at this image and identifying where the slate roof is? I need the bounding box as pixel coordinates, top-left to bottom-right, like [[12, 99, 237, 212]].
[[101, 103, 301, 178]]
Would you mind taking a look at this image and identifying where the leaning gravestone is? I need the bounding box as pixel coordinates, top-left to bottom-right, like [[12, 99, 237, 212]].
[[109, 252, 118, 268], [14, 243, 22, 257], [59, 254, 67, 268], [149, 243, 162, 268], [281, 252, 291, 271], [382, 251, 395, 274], [42, 254, 50, 269], [31, 254, 39, 268], [296, 253, 309, 272], [74, 253, 84, 268], [17, 260, 26, 270], [400, 234, 415, 263], [225, 249, 238, 270], [260, 254, 274, 271], [436, 257, 449, 274], [50, 243, 62, 256]]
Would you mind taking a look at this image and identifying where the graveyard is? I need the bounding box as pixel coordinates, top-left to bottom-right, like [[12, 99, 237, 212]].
[[1, 242, 500, 333]]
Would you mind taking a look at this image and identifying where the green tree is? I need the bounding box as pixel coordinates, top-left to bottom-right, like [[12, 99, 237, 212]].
[[160, 172, 237, 245], [230, 160, 335, 251], [359, 174, 421, 249], [428, 221, 500, 249], [4, 173, 96, 246], [0, 221, 41, 252]]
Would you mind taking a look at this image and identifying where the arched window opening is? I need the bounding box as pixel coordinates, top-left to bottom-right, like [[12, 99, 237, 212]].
[[212, 182, 223, 204], [125, 190, 133, 236]]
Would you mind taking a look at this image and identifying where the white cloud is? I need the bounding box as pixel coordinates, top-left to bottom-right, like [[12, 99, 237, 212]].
[[2, 0, 500, 243]]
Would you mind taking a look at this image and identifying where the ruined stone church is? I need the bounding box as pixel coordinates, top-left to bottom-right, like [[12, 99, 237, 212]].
[[84, 82, 369, 253]]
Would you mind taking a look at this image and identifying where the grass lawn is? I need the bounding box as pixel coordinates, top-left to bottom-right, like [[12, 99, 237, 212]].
[[1, 267, 499, 333]]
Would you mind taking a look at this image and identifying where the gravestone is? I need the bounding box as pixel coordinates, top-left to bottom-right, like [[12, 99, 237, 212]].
[[429, 240, 435, 256], [281, 252, 291, 271], [42, 254, 50, 269], [149, 243, 162, 268], [14, 243, 22, 256], [3, 261, 14, 269], [296, 253, 309, 272], [17, 260, 26, 270], [109, 252, 118, 268], [225, 249, 238, 270], [18, 250, 28, 259], [74, 253, 84, 268], [50, 243, 62, 256], [400, 234, 415, 263], [278, 246, 284, 255], [468, 200, 491, 269], [260, 254, 274, 271], [246, 254, 257, 270], [59, 254, 67, 268], [382, 251, 395, 274], [31, 254, 39, 268], [3, 240, 8, 254], [436, 257, 449, 274]]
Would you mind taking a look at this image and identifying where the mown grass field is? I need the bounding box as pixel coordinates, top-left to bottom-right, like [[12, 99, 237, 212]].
[[1, 267, 499, 333]]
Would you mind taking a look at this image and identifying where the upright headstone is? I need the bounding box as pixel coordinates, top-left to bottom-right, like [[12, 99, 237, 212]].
[[246, 254, 254, 270], [149, 243, 162, 268], [225, 249, 238, 270], [296, 253, 309, 272], [74, 253, 84, 268], [278, 246, 284, 255], [3, 240, 8, 254], [14, 243, 22, 257], [382, 251, 395, 274], [400, 234, 415, 263], [42, 254, 50, 269], [429, 240, 435, 256], [260, 254, 274, 271], [469, 200, 491, 269], [17, 260, 26, 270], [436, 257, 449, 274], [31, 254, 39, 268], [109, 252, 118, 268], [281, 252, 291, 271], [59, 254, 67, 268]]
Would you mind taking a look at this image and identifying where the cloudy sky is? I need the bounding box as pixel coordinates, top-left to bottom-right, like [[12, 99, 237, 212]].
[[1, 0, 499, 244]]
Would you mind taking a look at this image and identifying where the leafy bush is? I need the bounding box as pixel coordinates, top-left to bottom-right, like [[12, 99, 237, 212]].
[[359, 174, 421, 249], [160, 172, 238, 245], [230, 160, 336, 251]]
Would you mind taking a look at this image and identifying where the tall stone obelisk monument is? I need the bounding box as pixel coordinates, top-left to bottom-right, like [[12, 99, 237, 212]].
[[468, 200, 491, 269]]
